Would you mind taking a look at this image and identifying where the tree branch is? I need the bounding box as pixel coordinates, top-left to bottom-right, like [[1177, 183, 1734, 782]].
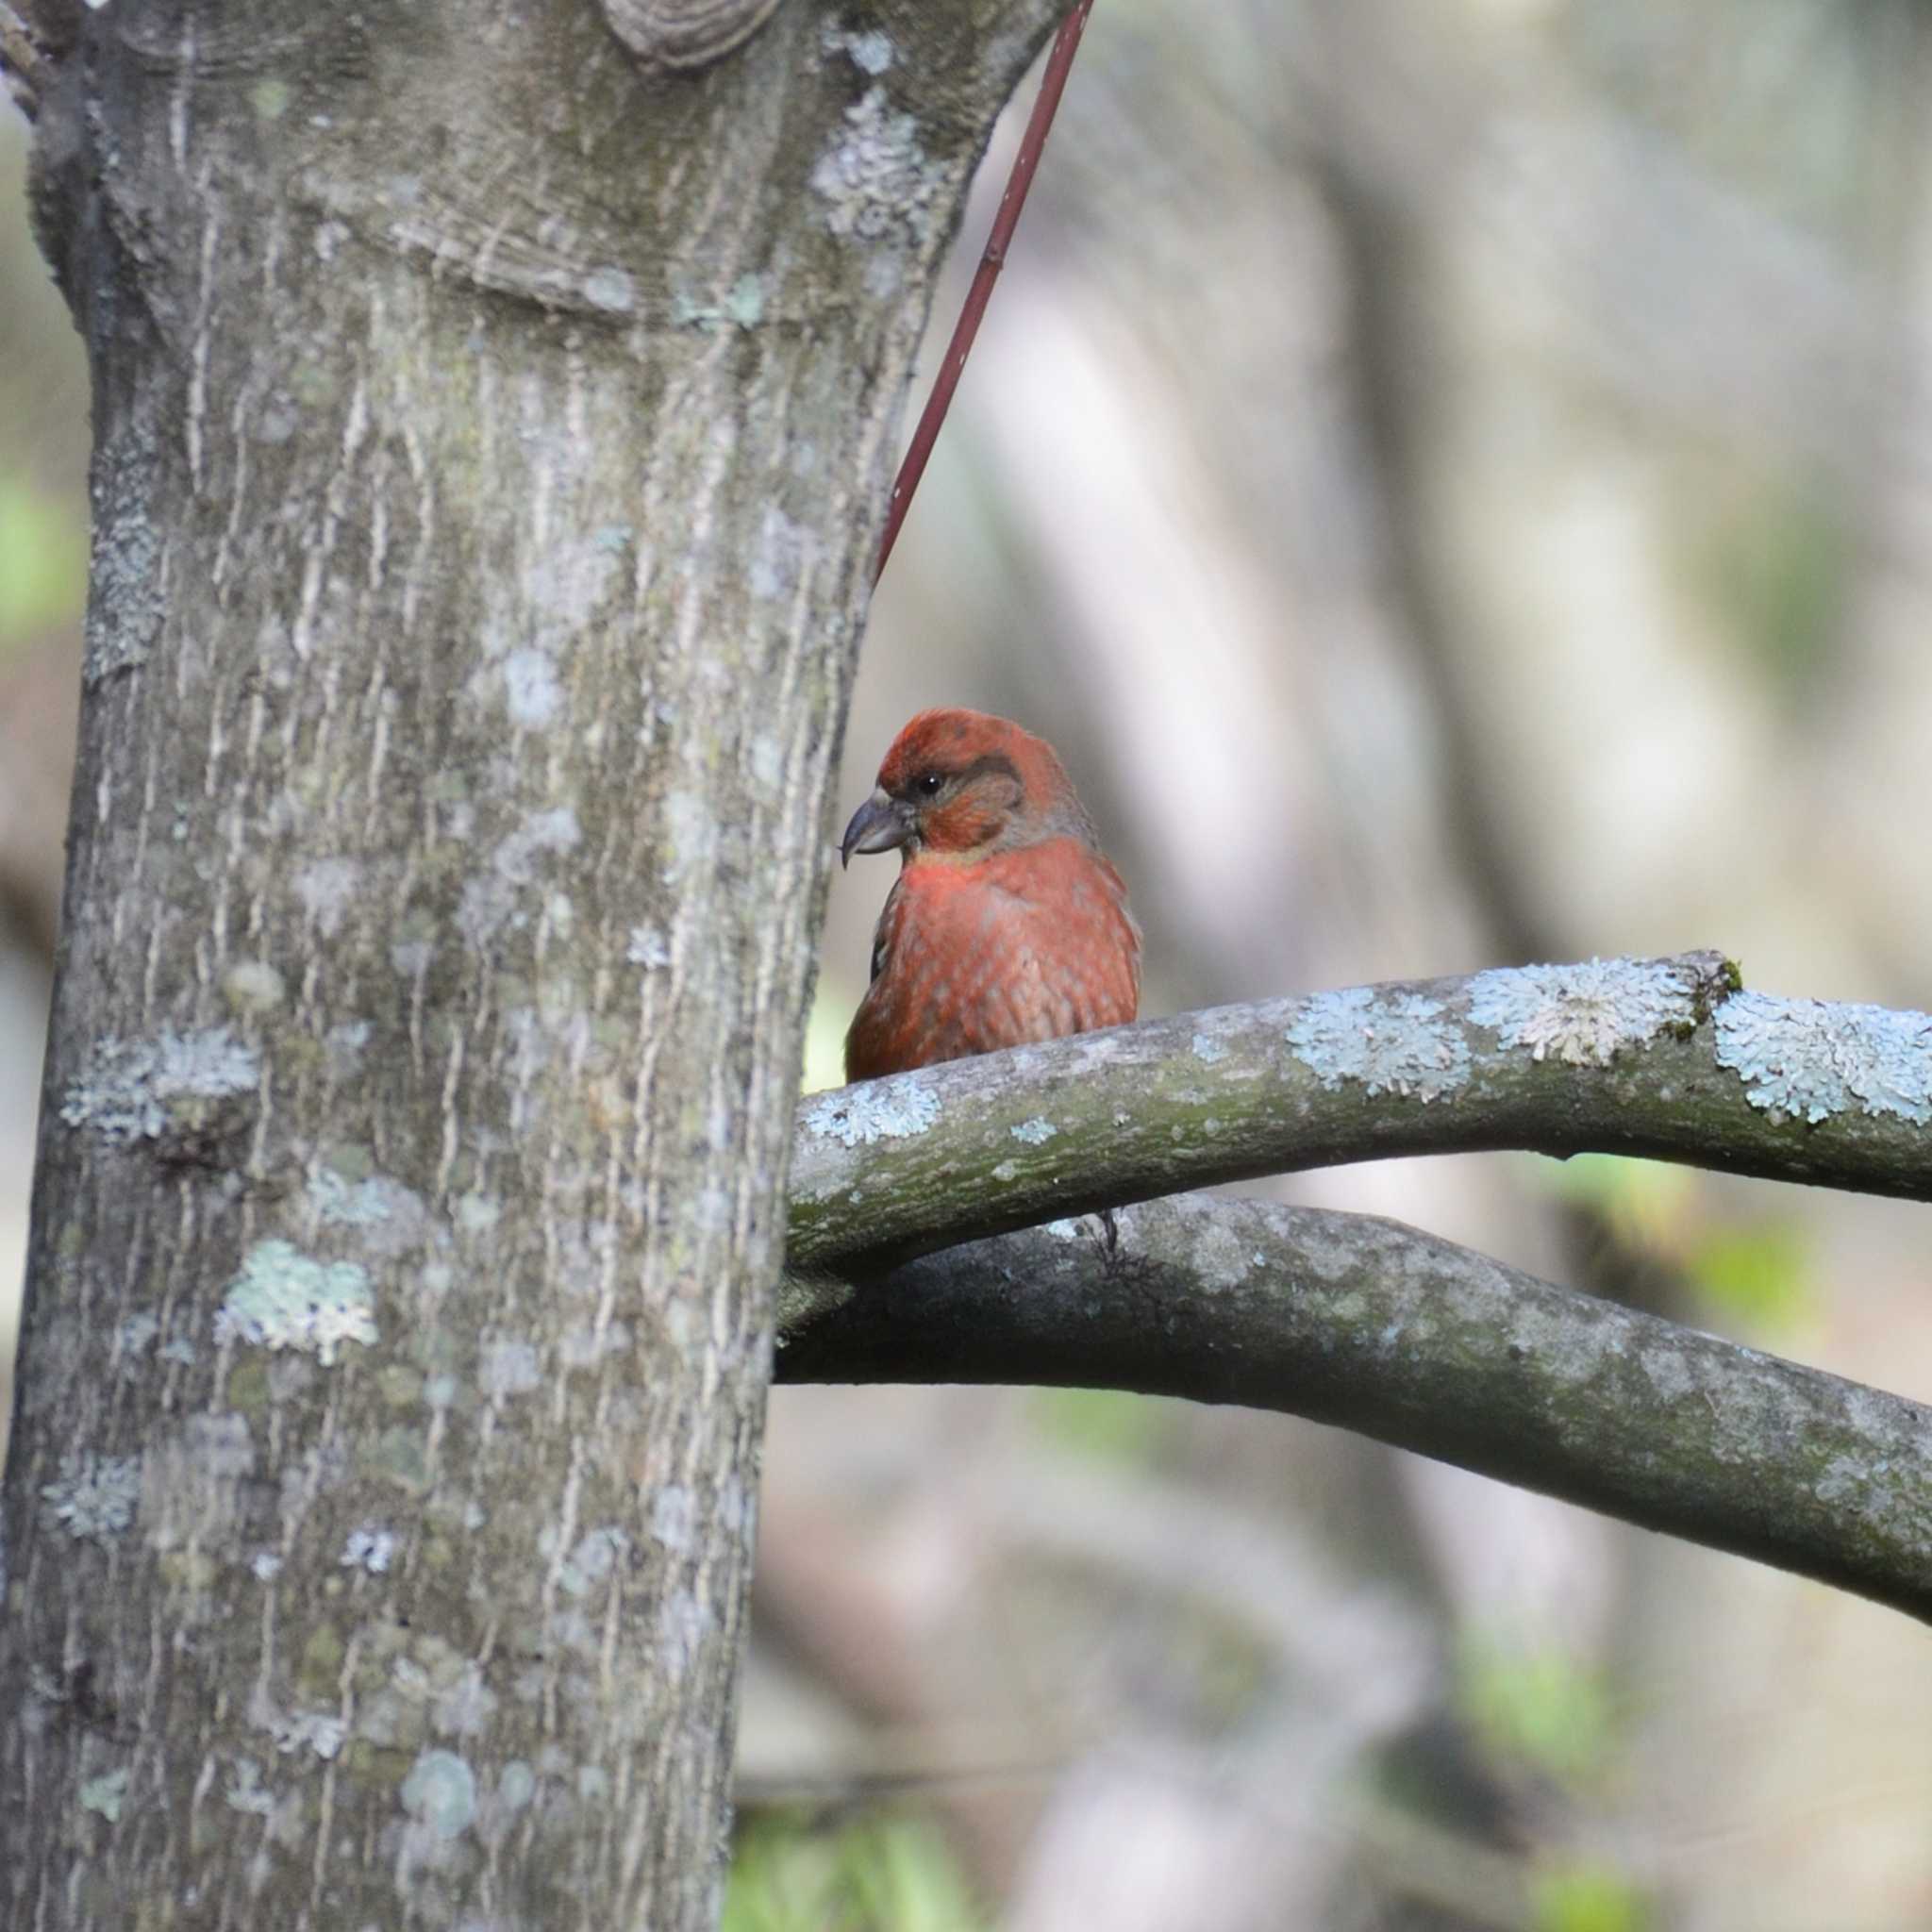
[[777, 1194, 1932, 1625], [0, 1, 51, 119], [790, 952, 1932, 1271]]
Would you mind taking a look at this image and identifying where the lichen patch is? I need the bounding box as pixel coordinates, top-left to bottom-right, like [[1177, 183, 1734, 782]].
[[215, 1240, 377, 1365], [41, 1452, 142, 1542], [802, 1079, 940, 1146], [810, 86, 946, 249], [78, 1768, 130, 1823], [1467, 957, 1700, 1067], [1286, 987, 1470, 1101], [400, 1749, 477, 1838], [1715, 990, 1932, 1125], [61, 1027, 258, 1145]]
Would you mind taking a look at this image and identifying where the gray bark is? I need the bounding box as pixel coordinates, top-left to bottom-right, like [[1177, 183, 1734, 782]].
[[788, 953, 1932, 1274], [779, 1196, 1932, 1625], [0, 2, 1067, 1925]]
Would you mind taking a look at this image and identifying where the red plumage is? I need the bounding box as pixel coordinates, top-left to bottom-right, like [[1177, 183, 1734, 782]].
[[841, 708, 1141, 1082]]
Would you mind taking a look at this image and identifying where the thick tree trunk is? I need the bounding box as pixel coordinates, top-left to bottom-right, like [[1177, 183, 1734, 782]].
[[0, 2, 1062, 1924]]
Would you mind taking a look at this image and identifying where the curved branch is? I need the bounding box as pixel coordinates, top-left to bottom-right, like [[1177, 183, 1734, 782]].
[[777, 1195, 1932, 1625], [790, 953, 1932, 1271]]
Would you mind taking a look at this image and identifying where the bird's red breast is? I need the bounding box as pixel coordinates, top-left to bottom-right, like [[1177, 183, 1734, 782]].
[[841, 709, 1141, 1082]]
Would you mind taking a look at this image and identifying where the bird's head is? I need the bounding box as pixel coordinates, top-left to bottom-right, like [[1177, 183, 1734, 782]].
[[840, 708, 1094, 869]]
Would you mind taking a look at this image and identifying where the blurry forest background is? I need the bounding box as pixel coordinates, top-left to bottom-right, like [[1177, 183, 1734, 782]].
[[8, 2, 1932, 1926]]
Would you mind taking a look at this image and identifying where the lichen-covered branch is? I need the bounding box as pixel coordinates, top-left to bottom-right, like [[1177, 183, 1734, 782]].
[[790, 952, 1932, 1271], [777, 1195, 1932, 1624]]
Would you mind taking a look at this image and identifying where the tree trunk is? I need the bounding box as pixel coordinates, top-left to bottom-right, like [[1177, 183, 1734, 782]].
[[0, 2, 1063, 1923]]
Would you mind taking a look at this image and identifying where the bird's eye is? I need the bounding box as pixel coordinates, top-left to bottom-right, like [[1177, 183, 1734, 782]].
[[916, 772, 945, 797]]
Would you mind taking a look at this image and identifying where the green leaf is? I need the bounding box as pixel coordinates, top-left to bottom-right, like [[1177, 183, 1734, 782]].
[[0, 476, 86, 647], [724, 1815, 987, 1932], [1458, 1639, 1615, 1788], [1030, 1386, 1176, 1469], [1530, 1153, 1693, 1249], [1686, 1223, 1812, 1334], [1532, 1860, 1648, 1932]]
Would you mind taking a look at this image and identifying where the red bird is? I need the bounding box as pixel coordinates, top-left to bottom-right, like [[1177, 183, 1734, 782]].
[[840, 708, 1141, 1081]]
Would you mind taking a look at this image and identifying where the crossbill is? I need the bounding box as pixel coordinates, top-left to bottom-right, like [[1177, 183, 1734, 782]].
[[840, 708, 1141, 1081]]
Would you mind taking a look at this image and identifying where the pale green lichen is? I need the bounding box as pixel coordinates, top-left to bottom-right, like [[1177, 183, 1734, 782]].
[[61, 1027, 258, 1144], [822, 21, 895, 71], [677, 275, 769, 332], [557, 1525, 630, 1597], [79, 1768, 130, 1823], [310, 1170, 427, 1256], [294, 859, 363, 939], [803, 1080, 939, 1146], [651, 1486, 694, 1555], [458, 808, 582, 945], [226, 1758, 275, 1814], [1287, 987, 1470, 1101], [341, 1526, 396, 1574], [750, 506, 814, 603], [627, 924, 671, 969], [41, 1452, 142, 1541], [1468, 957, 1700, 1067], [810, 86, 946, 248], [272, 1711, 347, 1759], [222, 960, 287, 1013], [503, 647, 562, 728], [118, 1312, 160, 1355], [478, 1338, 541, 1398], [724, 273, 767, 326], [581, 265, 635, 314], [433, 1668, 497, 1739], [1009, 1117, 1058, 1145], [401, 1750, 477, 1837], [658, 1589, 708, 1674], [456, 1193, 501, 1234], [1715, 990, 1932, 1125], [215, 1240, 376, 1364]]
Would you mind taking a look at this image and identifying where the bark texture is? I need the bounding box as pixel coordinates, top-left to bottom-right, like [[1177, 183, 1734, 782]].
[[789, 954, 1932, 1274], [0, 2, 1066, 1924], [780, 1197, 1932, 1625]]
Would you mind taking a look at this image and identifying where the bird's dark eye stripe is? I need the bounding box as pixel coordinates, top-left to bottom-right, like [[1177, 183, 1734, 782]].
[[949, 752, 1022, 789], [896, 751, 1019, 801]]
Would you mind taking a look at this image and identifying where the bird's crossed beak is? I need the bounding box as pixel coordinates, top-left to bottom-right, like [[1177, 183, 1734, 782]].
[[840, 789, 916, 869]]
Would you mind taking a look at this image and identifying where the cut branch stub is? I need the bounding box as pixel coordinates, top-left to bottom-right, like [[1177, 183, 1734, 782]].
[[598, 0, 785, 69]]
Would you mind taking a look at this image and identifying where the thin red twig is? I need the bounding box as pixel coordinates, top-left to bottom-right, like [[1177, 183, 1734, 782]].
[[872, 0, 1094, 587]]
